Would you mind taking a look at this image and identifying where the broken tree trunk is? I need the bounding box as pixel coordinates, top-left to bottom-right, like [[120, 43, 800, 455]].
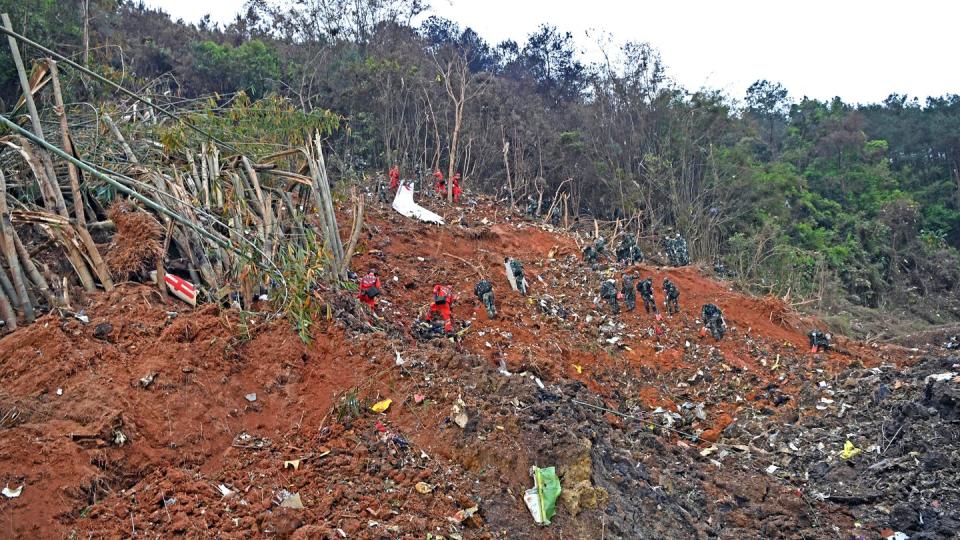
[[13, 139, 96, 292], [48, 59, 114, 291]]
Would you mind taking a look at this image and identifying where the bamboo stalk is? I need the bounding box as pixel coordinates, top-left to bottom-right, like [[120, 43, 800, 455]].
[[13, 139, 96, 291], [184, 150, 200, 197], [48, 59, 114, 291], [2, 13, 63, 212], [13, 230, 56, 307], [241, 156, 266, 218], [0, 274, 15, 332], [304, 146, 336, 266], [339, 189, 364, 278], [262, 192, 274, 264], [0, 169, 34, 322], [101, 113, 139, 164], [0, 263, 17, 311], [199, 143, 210, 207]]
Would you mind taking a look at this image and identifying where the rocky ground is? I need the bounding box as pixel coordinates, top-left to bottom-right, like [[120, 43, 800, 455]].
[[0, 196, 953, 539]]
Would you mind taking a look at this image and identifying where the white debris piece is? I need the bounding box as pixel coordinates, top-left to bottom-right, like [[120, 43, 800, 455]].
[[392, 182, 444, 224]]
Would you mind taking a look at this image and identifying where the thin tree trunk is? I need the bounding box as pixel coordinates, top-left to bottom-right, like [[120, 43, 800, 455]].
[[82, 0, 90, 66], [502, 136, 514, 210]]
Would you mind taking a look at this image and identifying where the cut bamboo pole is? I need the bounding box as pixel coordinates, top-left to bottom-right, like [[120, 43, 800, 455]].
[[48, 59, 114, 291]]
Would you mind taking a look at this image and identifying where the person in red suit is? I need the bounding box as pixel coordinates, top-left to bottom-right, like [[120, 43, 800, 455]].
[[451, 172, 462, 202], [427, 283, 455, 332], [358, 269, 382, 310], [433, 170, 446, 198], [389, 165, 400, 191]]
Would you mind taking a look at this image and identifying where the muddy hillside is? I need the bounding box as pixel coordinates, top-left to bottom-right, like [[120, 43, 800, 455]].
[[0, 197, 956, 540]]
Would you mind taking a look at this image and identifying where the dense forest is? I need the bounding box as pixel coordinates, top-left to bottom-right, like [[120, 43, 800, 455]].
[[3, 0, 960, 333]]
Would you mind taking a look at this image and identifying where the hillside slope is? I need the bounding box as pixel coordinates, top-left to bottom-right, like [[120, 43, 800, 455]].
[[0, 196, 952, 539]]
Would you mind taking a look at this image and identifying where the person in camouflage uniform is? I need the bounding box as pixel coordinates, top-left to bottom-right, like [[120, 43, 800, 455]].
[[583, 244, 597, 265], [595, 236, 607, 260], [808, 330, 831, 353], [621, 273, 636, 311], [663, 278, 680, 315], [549, 205, 561, 226], [508, 257, 528, 295], [526, 195, 538, 217], [700, 303, 725, 340], [474, 279, 496, 319], [600, 278, 619, 314], [664, 233, 690, 267], [638, 277, 658, 314], [616, 235, 642, 265]]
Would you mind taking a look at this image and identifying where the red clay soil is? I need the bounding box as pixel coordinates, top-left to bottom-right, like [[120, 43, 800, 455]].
[[0, 196, 914, 538]]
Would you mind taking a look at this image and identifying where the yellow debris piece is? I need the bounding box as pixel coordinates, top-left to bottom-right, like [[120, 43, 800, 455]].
[[840, 440, 861, 459], [371, 399, 392, 413]]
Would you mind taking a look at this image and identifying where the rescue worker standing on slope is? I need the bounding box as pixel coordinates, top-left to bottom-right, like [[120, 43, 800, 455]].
[[638, 277, 658, 315], [427, 283, 456, 333], [433, 170, 446, 199], [451, 172, 463, 203], [622, 273, 637, 311], [389, 165, 400, 191], [474, 279, 496, 319], [600, 278, 620, 314], [358, 269, 382, 311], [663, 278, 680, 315]]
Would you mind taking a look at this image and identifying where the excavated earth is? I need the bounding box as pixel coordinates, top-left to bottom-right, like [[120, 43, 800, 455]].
[[0, 195, 949, 539]]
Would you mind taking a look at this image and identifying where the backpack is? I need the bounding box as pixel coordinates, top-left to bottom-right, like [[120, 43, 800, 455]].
[[365, 286, 381, 298]]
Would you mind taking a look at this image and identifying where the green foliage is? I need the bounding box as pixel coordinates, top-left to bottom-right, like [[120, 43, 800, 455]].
[[0, 0, 84, 106], [155, 94, 339, 158], [190, 40, 280, 98], [275, 230, 331, 343]]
